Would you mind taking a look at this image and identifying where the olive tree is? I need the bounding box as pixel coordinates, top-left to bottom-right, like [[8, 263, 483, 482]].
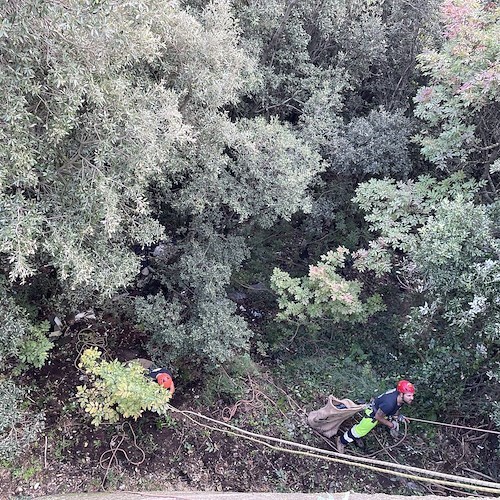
[[1, 0, 324, 371]]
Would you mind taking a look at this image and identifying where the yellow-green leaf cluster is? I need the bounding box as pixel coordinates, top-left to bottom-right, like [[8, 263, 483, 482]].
[[77, 348, 172, 426]]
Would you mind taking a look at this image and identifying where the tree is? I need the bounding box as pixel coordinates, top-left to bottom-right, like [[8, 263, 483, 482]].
[[0, 380, 45, 461], [1, 0, 186, 305], [1, 0, 326, 372], [353, 175, 500, 411], [313, 107, 415, 178], [414, 0, 500, 184], [221, 0, 438, 282], [271, 245, 384, 327], [224, 0, 439, 119], [77, 348, 172, 426]]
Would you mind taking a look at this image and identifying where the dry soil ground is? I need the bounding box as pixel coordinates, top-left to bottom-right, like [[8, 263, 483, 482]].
[[39, 491, 498, 500]]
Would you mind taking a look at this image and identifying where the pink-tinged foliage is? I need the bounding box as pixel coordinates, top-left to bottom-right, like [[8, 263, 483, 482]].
[[441, 0, 478, 39], [336, 245, 349, 255], [457, 66, 499, 94], [416, 86, 434, 102], [309, 265, 326, 279], [341, 293, 354, 304], [353, 248, 369, 260], [457, 81, 474, 93], [476, 66, 500, 90], [414, 0, 499, 168]]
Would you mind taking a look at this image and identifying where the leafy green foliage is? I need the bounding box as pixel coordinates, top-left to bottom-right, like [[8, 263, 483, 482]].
[[354, 173, 500, 413], [352, 238, 392, 277], [167, 116, 324, 227], [77, 348, 172, 426], [322, 108, 415, 178], [136, 291, 252, 369], [413, 199, 495, 291], [199, 353, 259, 406], [0, 281, 53, 370], [271, 246, 385, 325], [226, 117, 325, 227], [1, 0, 328, 376], [403, 238, 500, 411], [0, 0, 497, 475], [135, 227, 253, 368], [0, 284, 30, 368], [352, 172, 482, 272], [275, 354, 381, 402], [16, 320, 53, 370], [232, 0, 435, 118], [0, 381, 45, 461], [491, 366, 500, 435], [414, 0, 500, 174], [0, 0, 257, 309]]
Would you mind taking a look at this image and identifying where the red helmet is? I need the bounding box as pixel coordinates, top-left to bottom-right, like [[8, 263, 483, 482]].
[[397, 380, 415, 394], [156, 373, 175, 394]]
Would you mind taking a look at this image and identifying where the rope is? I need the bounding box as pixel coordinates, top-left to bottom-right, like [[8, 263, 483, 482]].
[[226, 377, 497, 461], [175, 405, 500, 489], [166, 404, 500, 495], [70, 334, 498, 492], [367, 420, 408, 459], [99, 421, 146, 489], [222, 376, 288, 422], [409, 417, 500, 435], [74, 327, 109, 372], [221, 376, 265, 421]]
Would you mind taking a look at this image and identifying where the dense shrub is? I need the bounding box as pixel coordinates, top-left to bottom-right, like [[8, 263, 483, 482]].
[[0, 381, 45, 461], [76, 348, 172, 426]]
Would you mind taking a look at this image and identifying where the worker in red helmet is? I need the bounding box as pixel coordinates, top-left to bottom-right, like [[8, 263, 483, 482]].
[[148, 366, 175, 395], [127, 358, 176, 395], [336, 379, 415, 454]]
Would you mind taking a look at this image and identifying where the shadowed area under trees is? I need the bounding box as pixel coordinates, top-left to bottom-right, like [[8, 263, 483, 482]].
[[0, 0, 499, 497]]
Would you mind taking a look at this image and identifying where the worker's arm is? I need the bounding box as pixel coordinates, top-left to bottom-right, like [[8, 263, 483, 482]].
[[374, 408, 396, 429]]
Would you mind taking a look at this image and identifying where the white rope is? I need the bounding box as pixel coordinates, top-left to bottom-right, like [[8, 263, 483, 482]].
[[409, 417, 500, 435], [167, 405, 500, 495]]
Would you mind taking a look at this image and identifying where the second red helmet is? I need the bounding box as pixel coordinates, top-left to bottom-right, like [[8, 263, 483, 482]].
[[156, 373, 175, 394]]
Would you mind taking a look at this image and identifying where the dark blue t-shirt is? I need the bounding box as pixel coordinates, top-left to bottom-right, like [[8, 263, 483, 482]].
[[146, 367, 173, 381], [372, 388, 402, 417]]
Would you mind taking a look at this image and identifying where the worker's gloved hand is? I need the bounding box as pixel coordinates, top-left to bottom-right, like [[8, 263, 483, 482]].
[[389, 420, 399, 438], [397, 414, 408, 423]]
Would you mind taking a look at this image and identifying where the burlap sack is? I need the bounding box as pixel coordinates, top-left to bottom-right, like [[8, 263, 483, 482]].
[[307, 395, 367, 438]]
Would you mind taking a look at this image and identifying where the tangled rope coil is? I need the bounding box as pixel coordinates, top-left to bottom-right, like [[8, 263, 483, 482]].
[[74, 327, 109, 371], [99, 421, 146, 489], [221, 375, 288, 422]]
